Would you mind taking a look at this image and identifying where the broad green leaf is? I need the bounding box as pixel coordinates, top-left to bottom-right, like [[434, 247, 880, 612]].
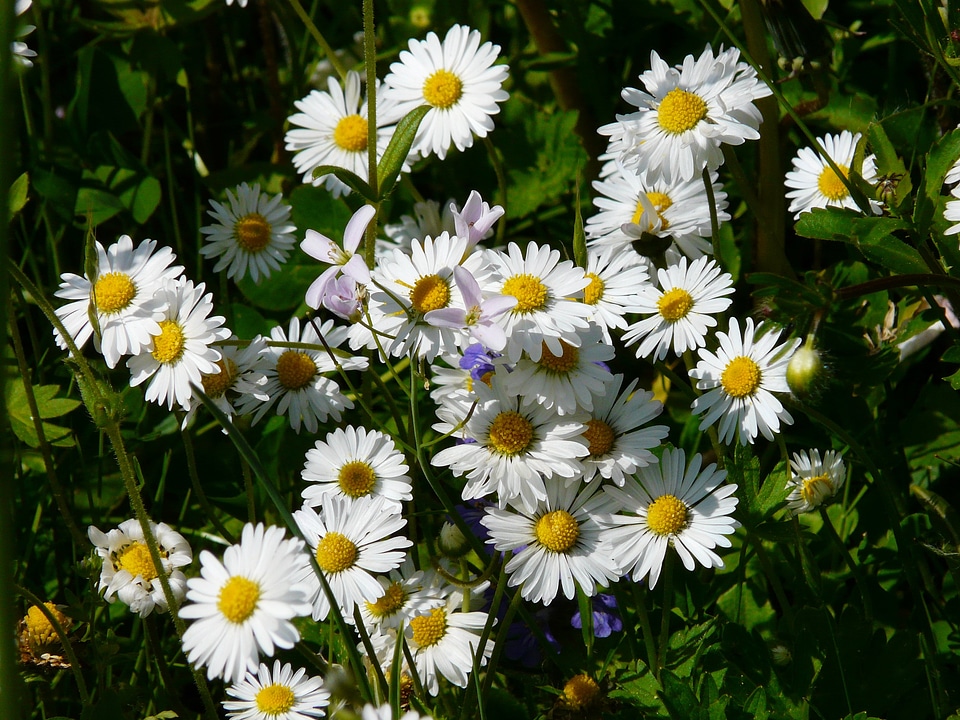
[[9, 172, 28, 215], [866, 122, 912, 209], [916, 128, 960, 237], [659, 669, 703, 720], [311, 164, 376, 202], [289, 184, 352, 238], [6, 381, 81, 448], [376, 105, 430, 199]]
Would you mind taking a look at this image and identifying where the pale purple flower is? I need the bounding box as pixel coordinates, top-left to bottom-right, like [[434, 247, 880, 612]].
[[425, 266, 517, 351], [301, 204, 375, 309], [452, 191, 504, 248], [323, 275, 363, 321]]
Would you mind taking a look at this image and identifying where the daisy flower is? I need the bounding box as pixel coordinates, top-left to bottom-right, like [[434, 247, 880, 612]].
[[184, 334, 270, 427], [602, 45, 772, 184], [579, 246, 648, 343], [200, 182, 297, 283], [786, 448, 846, 515], [600, 447, 740, 588], [425, 265, 518, 352], [487, 241, 594, 364], [383, 24, 509, 160], [127, 279, 231, 411], [946, 185, 960, 236], [363, 703, 433, 720], [404, 595, 493, 695], [88, 519, 192, 617], [784, 130, 882, 219], [12, 0, 35, 68], [284, 71, 399, 197], [621, 255, 734, 362], [481, 478, 620, 605], [355, 557, 445, 633], [238, 317, 367, 433], [301, 425, 412, 511], [501, 324, 614, 415], [294, 496, 411, 621], [581, 374, 668, 485], [223, 660, 329, 720], [382, 199, 456, 253], [689, 317, 801, 445], [431, 373, 588, 512], [180, 523, 313, 683], [586, 165, 728, 259], [54, 235, 183, 368]]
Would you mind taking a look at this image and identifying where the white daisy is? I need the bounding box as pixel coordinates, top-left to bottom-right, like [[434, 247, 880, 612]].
[[428, 353, 483, 418], [487, 241, 594, 364], [600, 447, 740, 588], [383, 24, 509, 160], [179, 523, 313, 683], [481, 478, 620, 605], [362, 704, 432, 720], [786, 448, 846, 515], [238, 317, 367, 434], [602, 45, 772, 184], [54, 235, 183, 368], [223, 660, 329, 720], [586, 165, 728, 259], [301, 425, 412, 511], [200, 182, 297, 283], [382, 199, 455, 254], [185, 334, 271, 427], [431, 372, 588, 512], [580, 246, 648, 343], [284, 70, 399, 197], [355, 557, 445, 633], [581, 374, 668, 486], [12, 0, 35, 68], [946, 185, 960, 236], [294, 496, 411, 621], [621, 255, 734, 362], [127, 279, 231, 411], [784, 130, 882, 219], [689, 317, 801, 445], [88, 519, 192, 618]]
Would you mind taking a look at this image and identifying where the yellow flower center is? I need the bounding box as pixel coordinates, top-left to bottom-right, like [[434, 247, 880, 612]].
[[657, 88, 708, 134], [151, 320, 186, 365], [410, 606, 448, 647], [315, 531, 358, 574], [115, 542, 159, 581], [422, 69, 463, 109], [534, 509, 580, 553], [217, 576, 261, 623], [276, 350, 317, 391], [646, 494, 689, 536], [409, 273, 451, 314], [631, 191, 672, 230], [201, 357, 239, 399], [562, 673, 600, 709], [25, 603, 68, 649], [538, 341, 579, 374], [255, 683, 296, 715], [583, 273, 604, 306], [93, 272, 137, 314], [584, 418, 616, 457], [801, 473, 835, 507], [817, 164, 850, 202], [333, 113, 369, 152], [720, 356, 761, 398], [657, 287, 694, 322], [338, 460, 377, 498], [234, 213, 273, 253], [502, 274, 549, 314], [366, 581, 407, 619], [487, 411, 534, 456]]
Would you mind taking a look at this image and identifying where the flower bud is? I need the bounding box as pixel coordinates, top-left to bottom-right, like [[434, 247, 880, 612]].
[[437, 521, 471, 559], [770, 643, 793, 666], [786, 338, 824, 397]]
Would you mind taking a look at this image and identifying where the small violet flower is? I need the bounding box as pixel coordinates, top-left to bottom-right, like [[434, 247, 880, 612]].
[[571, 593, 623, 638], [301, 204, 375, 310], [425, 265, 517, 351], [451, 190, 505, 249]]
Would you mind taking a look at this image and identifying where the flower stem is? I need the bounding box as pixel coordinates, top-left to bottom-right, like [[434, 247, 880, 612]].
[[286, 0, 348, 81], [633, 583, 659, 674], [818, 506, 874, 622], [656, 552, 674, 682]]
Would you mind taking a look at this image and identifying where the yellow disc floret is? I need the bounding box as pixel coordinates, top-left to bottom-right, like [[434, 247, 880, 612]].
[[632, 191, 672, 230], [817, 164, 850, 202], [115, 542, 159, 581], [337, 460, 377, 498], [24, 603, 68, 650], [218, 576, 261, 623], [255, 683, 296, 715], [562, 673, 600, 709], [583, 273, 604, 306], [234, 213, 273, 253], [422, 69, 463, 109], [201, 357, 239, 399], [487, 411, 534, 456], [410, 606, 447, 647], [315, 532, 358, 574], [538, 341, 579, 374], [721, 356, 761, 398], [366, 581, 407, 619], [646, 494, 689, 536], [534, 509, 580, 553], [276, 350, 318, 391], [657, 88, 708, 134], [801, 473, 835, 507], [333, 114, 369, 152], [657, 288, 694, 322], [93, 272, 137, 315], [502, 274, 549, 314], [409, 274, 451, 314], [152, 320, 186, 365], [584, 418, 616, 457]]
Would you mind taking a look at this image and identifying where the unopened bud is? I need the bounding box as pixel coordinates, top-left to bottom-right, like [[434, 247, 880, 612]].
[[437, 521, 470, 559], [786, 339, 824, 397], [770, 643, 792, 666]]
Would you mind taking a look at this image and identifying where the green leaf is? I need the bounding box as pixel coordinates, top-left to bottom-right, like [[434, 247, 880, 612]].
[[9, 172, 28, 215], [916, 128, 960, 237], [311, 164, 376, 202], [794, 210, 926, 274], [573, 173, 587, 269], [659, 669, 704, 720], [5, 381, 81, 448], [75, 166, 161, 225], [376, 105, 430, 199], [866, 122, 912, 208]]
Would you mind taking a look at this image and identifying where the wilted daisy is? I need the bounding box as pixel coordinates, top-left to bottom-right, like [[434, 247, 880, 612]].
[[54, 235, 183, 368], [581, 374, 668, 485], [88, 518, 192, 617], [481, 479, 620, 605], [180, 523, 313, 683], [200, 183, 297, 283], [784, 130, 882, 219], [786, 448, 846, 515], [238, 317, 367, 433], [689, 317, 801, 445], [600, 447, 740, 588], [19, 602, 70, 668], [127, 278, 230, 411], [301, 425, 412, 510], [223, 660, 329, 720], [621, 255, 734, 362], [579, 246, 648, 343], [603, 45, 771, 184], [383, 24, 509, 160], [294, 496, 411, 621], [285, 71, 399, 197]]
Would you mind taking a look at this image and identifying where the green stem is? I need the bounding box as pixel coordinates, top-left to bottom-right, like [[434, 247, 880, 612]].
[[462, 555, 507, 720], [836, 272, 960, 300], [702, 166, 723, 266], [656, 552, 674, 682], [286, 0, 348, 81], [633, 583, 659, 674], [484, 136, 509, 245], [818, 506, 874, 622], [179, 418, 236, 543], [353, 606, 389, 700], [749, 533, 795, 628], [479, 585, 524, 701]]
